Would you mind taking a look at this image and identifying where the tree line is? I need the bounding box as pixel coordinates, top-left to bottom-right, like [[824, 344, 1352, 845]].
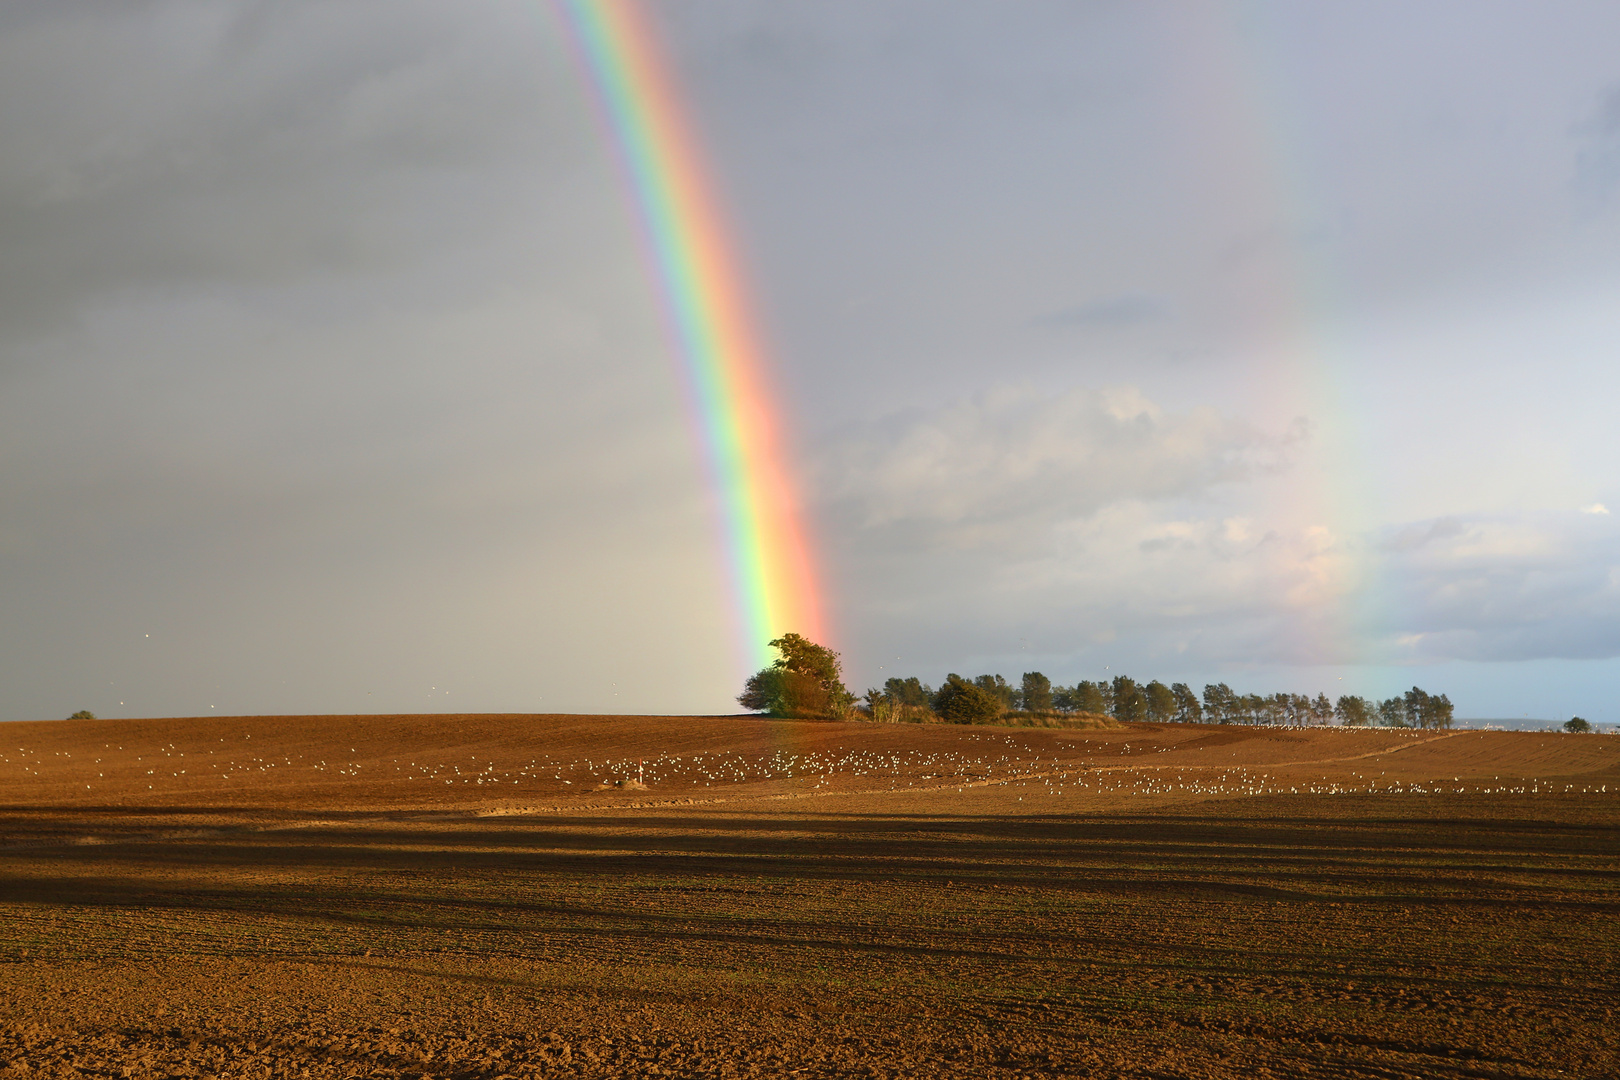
[[868, 670, 1464, 731], [869, 672, 1454, 728], [736, 635, 1454, 729]]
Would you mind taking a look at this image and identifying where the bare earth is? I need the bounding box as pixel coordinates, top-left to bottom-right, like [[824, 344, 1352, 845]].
[[2, 713, 1617, 1079]]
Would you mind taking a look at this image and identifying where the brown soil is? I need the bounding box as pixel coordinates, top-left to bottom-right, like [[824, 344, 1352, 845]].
[[2, 714, 1617, 1078]]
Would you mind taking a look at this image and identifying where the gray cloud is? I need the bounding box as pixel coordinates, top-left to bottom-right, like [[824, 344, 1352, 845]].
[[0, 3, 750, 720], [1379, 516, 1466, 552], [7, 2, 1620, 720], [1574, 83, 1620, 211], [0, 278, 742, 718], [0, 2, 590, 340], [1036, 295, 1165, 330], [1374, 513, 1620, 662]]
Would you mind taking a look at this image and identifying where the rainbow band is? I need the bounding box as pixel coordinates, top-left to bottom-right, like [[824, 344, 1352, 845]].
[[557, 0, 824, 669]]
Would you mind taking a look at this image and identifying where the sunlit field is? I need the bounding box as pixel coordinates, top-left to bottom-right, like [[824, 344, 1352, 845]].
[[2, 714, 1617, 1079]]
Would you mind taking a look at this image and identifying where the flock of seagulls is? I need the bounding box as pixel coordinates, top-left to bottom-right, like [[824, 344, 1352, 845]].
[[0, 730, 1610, 801]]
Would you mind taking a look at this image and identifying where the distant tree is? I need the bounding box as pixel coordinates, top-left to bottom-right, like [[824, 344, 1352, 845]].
[[1020, 672, 1053, 713], [68, 710, 95, 721], [1311, 693, 1334, 725], [1202, 683, 1236, 725], [771, 634, 843, 685], [1143, 680, 1177, 723], [1396, 686, 1453, 730], [738, 633, 854, 719], [1073, 680, 1110, 715], [974, 674, 1020, 712], [738, 667, 783, 713], [1403, 687, 1431, 729], [1427, 692, 1454, 730], [1564, 716, 1591, 733], [739, 668, 829, 717], [1240, 693, 1265, 725], [933, 674, 1004, 724], [1110, 676, 1147, 723], [1170, 683, 1202, 724], [739, 669, 774, 712], [884, 677, 932, 707], [862, 687, 893, 722], [1262, 694, 1288, 726], [865, 677, 935, 722], [1377, 697, 1408, 727], [1335, 695, 1372, 727]]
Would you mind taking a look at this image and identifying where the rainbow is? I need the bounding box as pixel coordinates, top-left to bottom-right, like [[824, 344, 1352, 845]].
[[555, 0, 825, 670], [1155, 6, 1368, 666]]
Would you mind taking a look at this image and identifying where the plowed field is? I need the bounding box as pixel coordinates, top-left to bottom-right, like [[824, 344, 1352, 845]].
[[2, 714, 1617, 1078]]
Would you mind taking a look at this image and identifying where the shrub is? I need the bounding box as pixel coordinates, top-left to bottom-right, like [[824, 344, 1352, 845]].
[[68, 710, 95, 720], [931, 674, 1004, 724], [1564, 716, 1592, 733]]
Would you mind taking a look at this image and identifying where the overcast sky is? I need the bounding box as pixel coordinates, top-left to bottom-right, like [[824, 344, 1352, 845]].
[[5, 1, 1620, 722]]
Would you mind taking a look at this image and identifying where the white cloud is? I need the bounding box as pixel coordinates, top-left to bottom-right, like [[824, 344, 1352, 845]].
[[817, 384, 1301, 537], [818, 385, 1352, 669], [821, 385, 1620, 678], [1581, 502, 1610, 515]]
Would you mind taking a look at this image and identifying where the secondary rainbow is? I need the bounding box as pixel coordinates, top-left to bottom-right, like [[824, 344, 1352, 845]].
[[556, 0, 824, 669]]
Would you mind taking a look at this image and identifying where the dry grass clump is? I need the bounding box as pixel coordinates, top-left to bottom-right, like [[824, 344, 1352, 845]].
[[993, 710, 1118, 729]]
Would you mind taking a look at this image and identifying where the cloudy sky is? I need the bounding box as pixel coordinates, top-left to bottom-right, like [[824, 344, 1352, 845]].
[[5, 1, 1620, 722]]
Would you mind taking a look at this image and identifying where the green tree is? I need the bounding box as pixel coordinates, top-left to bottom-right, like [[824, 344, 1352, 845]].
[[1202, 683, 1235, 724], [1564, 716, 1591, 733], [884, 677, 932, 707], [973, 674, 1020, 712], [738, 668, 830, 717], [1020, 672, 1053, 713], [865, 677, 934, 722], [1397, 686, 1454, 729], [1143, 680, 1177, 723], [1334, 695, 1372, 727], [932, 674, 1004, 724], [1403, 687, 1430, 728], [1170, 683, 1202, 724], [1110, 676, 1146, 723], [1073, 680, 1110, 715], [770, 633, 843, 685], [68, 709, 95, 721], [737, 633, 854, 719], [1377, 697, 1408, 727]]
